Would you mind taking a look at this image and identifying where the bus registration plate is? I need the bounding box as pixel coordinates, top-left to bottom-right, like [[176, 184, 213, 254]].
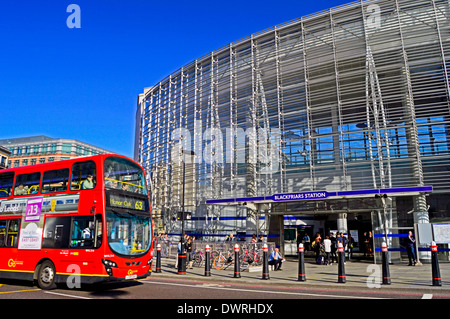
[[126, 270, 137, 280]]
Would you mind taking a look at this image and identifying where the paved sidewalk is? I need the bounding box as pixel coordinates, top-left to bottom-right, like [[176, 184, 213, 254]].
[[152, 256, 450, 294]]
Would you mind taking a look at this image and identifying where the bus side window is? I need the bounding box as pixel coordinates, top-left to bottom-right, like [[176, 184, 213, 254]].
[[0, 220, 7, 247], [14, 172, 41, 196], [0, 172, 14, 198], [70, 215, 102, 248], [6, 219, 20, 248], [70, 161, 96, 191], [41, 169, 69, 193], [42, 216, 71, 249]]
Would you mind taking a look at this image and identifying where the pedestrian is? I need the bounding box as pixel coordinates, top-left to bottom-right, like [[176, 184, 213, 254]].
[[347, 234, 355, 260], [185, 236, 193, 269], [175, 240, 181, 268], [302, 233, 311, 251], [296, 230, 302, 250], [268, 247, 285, 270], [161, 233, 169, 257], [153, 233, 160, 249], [330, 232, 337, 263], [337, 232, 347, 264], [312, 237, 322, 264], [323, 235, 332, 265], [226, 232, 235, 242], [406, 231, 417, 266]]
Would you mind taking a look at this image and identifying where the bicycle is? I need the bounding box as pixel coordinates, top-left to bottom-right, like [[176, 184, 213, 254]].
[[192, 248, 214, 268], [240, 248, 262, 267], [213, 249, 234, 270], [213, 246, 262, 270]]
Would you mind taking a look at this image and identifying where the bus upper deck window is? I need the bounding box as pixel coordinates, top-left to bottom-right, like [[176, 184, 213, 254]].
[[0, 172, 14, 198], [70, 161, 96, 191], [14, 172, 41, 196], [104, 157, 147, 195], [42, 169, 69, 194]]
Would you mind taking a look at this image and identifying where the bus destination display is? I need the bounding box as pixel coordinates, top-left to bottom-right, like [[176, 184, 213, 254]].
[[109, 194, 145, 211]]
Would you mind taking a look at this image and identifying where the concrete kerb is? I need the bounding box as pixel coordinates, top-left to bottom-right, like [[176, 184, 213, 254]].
[[152, 257, 450, 294]]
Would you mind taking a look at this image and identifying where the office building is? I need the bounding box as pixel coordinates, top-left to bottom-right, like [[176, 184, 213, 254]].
[[0, 136, 111, 168], [0, 146, 11, 169]]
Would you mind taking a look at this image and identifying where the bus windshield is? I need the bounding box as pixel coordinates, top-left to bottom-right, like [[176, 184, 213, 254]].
[[106, 212, 151, 257], [104, 157, 148, 195], [104, 157, 151, 257]]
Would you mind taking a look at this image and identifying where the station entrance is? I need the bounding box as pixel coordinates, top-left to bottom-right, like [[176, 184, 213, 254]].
[[281, 209, 374, 258], [269, 196, 383, 259], [206, 186, 433, 263]]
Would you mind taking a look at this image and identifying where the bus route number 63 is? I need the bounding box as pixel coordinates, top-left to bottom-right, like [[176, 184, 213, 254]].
[[135, 201, 143, 211]]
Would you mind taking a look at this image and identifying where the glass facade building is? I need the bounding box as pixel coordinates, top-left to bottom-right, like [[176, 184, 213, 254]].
[[135, 0, 450, 245]]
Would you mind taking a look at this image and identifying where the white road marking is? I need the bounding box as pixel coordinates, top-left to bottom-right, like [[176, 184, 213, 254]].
[[200, 283, 229, 288], [422, 294, 433, 299], [144, 280, 388, 299], [44, 291, 92, 299]]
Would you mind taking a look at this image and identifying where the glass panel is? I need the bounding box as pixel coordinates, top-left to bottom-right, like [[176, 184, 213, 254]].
[[42, 169, 69, 193], [104, 157, 147, 195], [70, 161, 97, 190], [42, 216, 71, 249], [0, 172, 14, 198], [14, 172, 41, 196], [0, 220, 7, 247], [6, 219, 20, 248], [106, 212, 151, 256], [70, 215, 102, 248]]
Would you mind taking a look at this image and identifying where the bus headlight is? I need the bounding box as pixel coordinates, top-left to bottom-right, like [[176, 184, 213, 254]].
[[102, 259, 118, 268], [102, 259, 118, 276]]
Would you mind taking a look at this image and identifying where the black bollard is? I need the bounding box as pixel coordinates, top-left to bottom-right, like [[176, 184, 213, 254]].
[[431, 241, 442, 286], [234, 244, 241, 278], [205, 245, 211, 277], [177, 240, 187, 275], [155, 244, 162, 273], [337, 243, 346, 283], [381, 242, 391, 285], [298, 243, 306, 282], [262, 244, 270, 280], [178, 251, 187, 275]]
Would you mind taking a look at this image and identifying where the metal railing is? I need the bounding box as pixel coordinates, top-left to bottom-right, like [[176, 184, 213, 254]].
[[155, 240, 275, 259]]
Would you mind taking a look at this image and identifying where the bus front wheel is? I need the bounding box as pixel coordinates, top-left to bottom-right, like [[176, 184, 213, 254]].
[[37, 260, 56, 290]]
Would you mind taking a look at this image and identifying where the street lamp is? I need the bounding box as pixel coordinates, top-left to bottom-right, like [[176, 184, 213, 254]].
[[177, 158, 187, 275], [177, 149, 194, 275], [375, 193, 391, 263]]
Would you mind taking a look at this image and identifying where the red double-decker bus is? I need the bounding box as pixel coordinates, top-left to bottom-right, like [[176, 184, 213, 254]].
[[0, 154, 153, 289]]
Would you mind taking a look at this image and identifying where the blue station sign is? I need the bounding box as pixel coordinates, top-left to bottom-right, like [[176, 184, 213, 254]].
[[272, 191, 330, 201]]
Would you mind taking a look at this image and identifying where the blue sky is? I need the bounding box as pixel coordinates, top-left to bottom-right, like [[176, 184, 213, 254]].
[[0, 0, 349, 158]]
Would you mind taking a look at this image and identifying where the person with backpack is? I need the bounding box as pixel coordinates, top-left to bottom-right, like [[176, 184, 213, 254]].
[[312, 237, 322, 264]]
